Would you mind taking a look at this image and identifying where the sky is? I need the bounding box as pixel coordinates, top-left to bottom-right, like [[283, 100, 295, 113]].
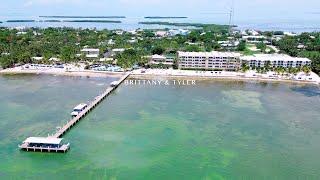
[[1, 0, 319, 23]]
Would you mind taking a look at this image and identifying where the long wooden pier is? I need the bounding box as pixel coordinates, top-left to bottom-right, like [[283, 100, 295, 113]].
[[19, 72, 130, 153], [54, 72, 130, 138]]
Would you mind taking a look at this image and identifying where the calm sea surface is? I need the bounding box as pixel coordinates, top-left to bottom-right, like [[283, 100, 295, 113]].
[[0, 16, 319, 32], [0, 75, 320, 179]]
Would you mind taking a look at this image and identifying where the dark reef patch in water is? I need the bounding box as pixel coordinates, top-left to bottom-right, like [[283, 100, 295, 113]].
[[291, 85, 320, 97]]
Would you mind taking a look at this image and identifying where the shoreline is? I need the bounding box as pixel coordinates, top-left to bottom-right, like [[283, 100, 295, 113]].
[[0, 69, 125, 78], [1, 68, 319, 86], [130, 73, 319, 85], [130, 69, 320, 86]]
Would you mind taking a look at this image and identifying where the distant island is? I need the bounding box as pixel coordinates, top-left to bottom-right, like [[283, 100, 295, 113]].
[[43, 20, 61, 22], [6, 20, 35, 22], [63, 20, 122, 23], [145, 16, 188, 19], [139, 21, 216, 27], [40, 16, 126, 19], [139, 21, 232, 31], [4, 19, 122, 23]]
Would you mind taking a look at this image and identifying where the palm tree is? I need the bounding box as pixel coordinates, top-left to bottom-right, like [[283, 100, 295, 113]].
[[275, 67, 281, 75], [292, 67, 299, 75], [264, 61, 271, 72], [241, 63, 250, 72], [279, 67, 286, 76], [302, 65, 311, 75]]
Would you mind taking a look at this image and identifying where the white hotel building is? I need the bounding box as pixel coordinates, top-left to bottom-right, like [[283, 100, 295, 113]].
[[177, 51, 241, 71], [177, 52, 312, 71], [240, 54, 312, 68], [80, 48, 100, 59]]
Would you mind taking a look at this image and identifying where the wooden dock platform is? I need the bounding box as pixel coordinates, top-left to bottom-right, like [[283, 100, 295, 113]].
[[19, 72, 130, 153], [19, 142, 70, 153]]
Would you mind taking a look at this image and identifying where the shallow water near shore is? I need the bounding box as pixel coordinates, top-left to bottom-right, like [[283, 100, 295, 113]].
[[0, 75, 320, 179]]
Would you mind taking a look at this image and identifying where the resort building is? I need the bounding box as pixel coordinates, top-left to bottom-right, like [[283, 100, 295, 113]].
[[240, 54, 312, 68], [149, 54, 174, 66], [242, 35, 268, 44], [127, 39, 137, 44], [32, 57, 44, 61], [218, 40, 240, 50], [155, 31, 168, 37], [284, 32, 297, 36], [1, 52, 10, 56], [49, 57, 61, 62], [111, 48, 126, 57], [115, 30, 124, 35], [168, 29, 189, 36], [107, 39, 115, 45], [245, 29, 261, 36], [80, 48, 100, 59], [16, 31, 27, 35], [127, 30, 137, 35], [177, 51, 241, 71]]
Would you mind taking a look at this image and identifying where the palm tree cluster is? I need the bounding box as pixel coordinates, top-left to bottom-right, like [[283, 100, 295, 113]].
[[241, 60, 311, 75]]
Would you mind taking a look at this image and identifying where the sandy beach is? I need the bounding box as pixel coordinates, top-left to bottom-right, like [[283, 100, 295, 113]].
[[130, 69, 320, 85], [0, 68, 125, 78], [1, 66, 319, 85], [130, 73, 317, 85]]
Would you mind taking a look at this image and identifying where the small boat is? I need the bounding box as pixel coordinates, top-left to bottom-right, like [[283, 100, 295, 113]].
[[110, 81, 119, 87], [71, 103, 88, 117]]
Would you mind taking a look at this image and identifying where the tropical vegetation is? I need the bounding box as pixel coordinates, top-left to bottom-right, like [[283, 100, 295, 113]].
[[0, 26, 319, 75]]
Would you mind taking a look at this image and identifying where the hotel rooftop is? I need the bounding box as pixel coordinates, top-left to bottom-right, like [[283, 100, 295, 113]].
[[178, 51, 241, 57], [80, 48, 100, 52], [241, 54, 312, 62]]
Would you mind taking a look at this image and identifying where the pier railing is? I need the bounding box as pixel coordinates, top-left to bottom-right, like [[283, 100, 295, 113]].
[[53, 72, 130, 138], [19, 72, 131, 153]]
